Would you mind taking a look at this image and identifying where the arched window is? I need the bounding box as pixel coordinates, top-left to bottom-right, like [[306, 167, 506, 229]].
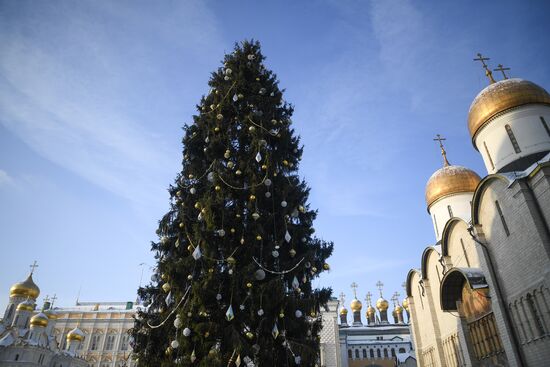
[[348, 349, 352, 359], [362, 349, 367, 358], [355, 349, 359, 358], [370, 349, 374, 358], [384, 348, 388, 358], [377, 349, 381, 358], [399, 347, 406, 353]]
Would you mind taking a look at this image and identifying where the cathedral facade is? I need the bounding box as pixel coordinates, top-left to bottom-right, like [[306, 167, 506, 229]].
[[406, 64, 550, 366], [0, 269, 88, 367]]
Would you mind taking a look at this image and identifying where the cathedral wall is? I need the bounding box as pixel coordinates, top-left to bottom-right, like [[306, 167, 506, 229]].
[[477, 177, 550, 366], [445, 220, 480, 269], [475, 105, 550, 174], [409, 270, 439, 365]]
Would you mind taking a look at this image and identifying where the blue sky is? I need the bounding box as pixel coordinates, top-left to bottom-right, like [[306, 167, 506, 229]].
[[1, 0, 549, 312]]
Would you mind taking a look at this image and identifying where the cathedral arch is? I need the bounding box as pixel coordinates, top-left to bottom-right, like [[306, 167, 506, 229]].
[[406, 269, 421, 297], [421, 246, 441, 280], [471, 174, 511, 226], [440, 267, 488, 312]]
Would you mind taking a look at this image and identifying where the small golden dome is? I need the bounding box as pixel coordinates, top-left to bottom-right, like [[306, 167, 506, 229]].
[[67, 327, 85, 342], [402, 298, 409, 311], [468, 78, 550, 140], [394, 305, 403, 314], [350, 298, 362, 312], [30, 312, 49, 327], [10, 274, 40, 299], [339, 307, 348, 315], [376, 298, 389, 311], [425, 165, 481, 208], [366, 305, 376, 317], [16, 300, 35, 312]]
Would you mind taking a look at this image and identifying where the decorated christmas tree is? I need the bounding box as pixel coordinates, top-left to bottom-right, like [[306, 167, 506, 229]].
[[131, 40, 333, 367]]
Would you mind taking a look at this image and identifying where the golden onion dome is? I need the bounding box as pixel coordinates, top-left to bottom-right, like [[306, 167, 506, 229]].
[[395, 305, 403, 314], [350, 298, 362, 312], [402, 298, 409, 311], [339, 307, 348, 315], [366, 305, 376, 317], [425, 165, 481, 208], [30, 312, 49, 328], [468, 78, 550, 140], [376, 298, 389, 311], [67, 327, 85, 342], [16, 299, 35, 312], [10, 274, 40, 299]]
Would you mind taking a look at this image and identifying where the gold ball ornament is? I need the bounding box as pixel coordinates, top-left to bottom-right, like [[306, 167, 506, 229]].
[[289, 249, 296, 257], [187, 245, 193, 251], [323, 263, 330, 270], [279, 312, 285, 318], [261, 164, 267, 170], [162, 283, 171, 293], [208, 268, 214, 273], [249, 194, 256, 201], [238, 93, 244, 99], [187, 275, 193, 280], [230, 228, 236, 234], [299, 205, 305, 213], [204, 332, 210, 337], [227, 161, 235, 169], [246, 332, 254, 339], [215, 185, 221, 191], [179, 222, 184, 228], [311, 267, 317, 273], [176, 190, 182, 197], [246, 282, 253, 288], [224, 150, 231, 158], [165, 347, 173, 356], [188, 174, 194, 179], [227, 257, 236, 265], [256, 235, 262, 241], [249, 126, 256, 132], [201, 208, 207, 214], [194, 202, 201, 209], [161, 273, 168, 281], [216, 114, 223, 120], [236, 170, 242, 175], [283, 160, 289, 166]]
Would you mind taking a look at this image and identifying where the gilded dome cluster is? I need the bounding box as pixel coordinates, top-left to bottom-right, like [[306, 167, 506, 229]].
[[468, 78, 550, 140]]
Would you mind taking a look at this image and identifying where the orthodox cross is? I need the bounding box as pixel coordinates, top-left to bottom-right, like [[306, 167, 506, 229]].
[[365, 291, 373, 306], [43, 295, 50, 303], [474, 53, 496, 84], [393, 291, 401, 305], [376, 281, 384, 298], [391, 293, 399, 306], [350, 282, 359, 299], [494, 64, 511, 80], [29, 260, 38, 275], [339, 292, 346, 305], [434, 134, 450, 166], [50, 294, 57, 307]]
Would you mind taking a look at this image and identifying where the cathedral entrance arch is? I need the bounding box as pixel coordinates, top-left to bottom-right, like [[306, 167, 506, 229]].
[[440, 268, 508, 366]]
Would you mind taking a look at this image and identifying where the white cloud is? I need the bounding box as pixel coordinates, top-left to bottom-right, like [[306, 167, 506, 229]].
[[0, 1, 222, 206], [0, 170, 14, 187]]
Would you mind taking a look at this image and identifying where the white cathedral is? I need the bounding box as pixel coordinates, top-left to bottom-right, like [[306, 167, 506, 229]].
[[405, 58, 550, 366], [0, 269, 88, 366]]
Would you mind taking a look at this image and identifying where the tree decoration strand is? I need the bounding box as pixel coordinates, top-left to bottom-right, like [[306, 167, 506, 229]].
[[147, 285, 192, 329], [252, 256, 305, 274]]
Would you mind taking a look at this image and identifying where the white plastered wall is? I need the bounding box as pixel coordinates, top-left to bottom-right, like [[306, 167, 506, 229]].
[[474, 104, 550, 174], [429, 192, 474, 241]]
